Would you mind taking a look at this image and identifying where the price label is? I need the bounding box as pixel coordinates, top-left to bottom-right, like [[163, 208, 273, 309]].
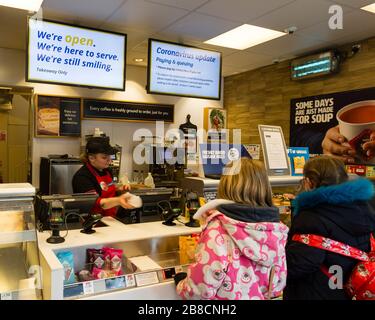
[[135, 271, 159, 287], [125, 274, 136, 288], [1, 292, 12, 300], [82, 281, 94, 295]]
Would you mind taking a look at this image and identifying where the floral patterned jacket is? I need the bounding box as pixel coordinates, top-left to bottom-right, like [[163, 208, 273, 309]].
[[177, 199, 289, 300]]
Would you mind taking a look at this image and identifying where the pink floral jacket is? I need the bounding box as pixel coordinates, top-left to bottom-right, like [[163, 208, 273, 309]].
[[177, 200, 289, 300]]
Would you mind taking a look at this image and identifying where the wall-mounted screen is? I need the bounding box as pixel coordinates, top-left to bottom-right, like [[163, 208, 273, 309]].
[[147, 39, 222, 100], [27, 18, 126, 91]]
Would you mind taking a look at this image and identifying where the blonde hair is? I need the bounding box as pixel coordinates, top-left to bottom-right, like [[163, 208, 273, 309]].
[[218, 158, 273, 207], [303, 155, 348, 188], [79, 152, 89, 163]]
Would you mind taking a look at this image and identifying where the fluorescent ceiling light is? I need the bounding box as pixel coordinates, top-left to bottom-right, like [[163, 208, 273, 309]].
[[204, 24, 287, 50], [361, 3, 375, 14], [0, 0, 44, 12]]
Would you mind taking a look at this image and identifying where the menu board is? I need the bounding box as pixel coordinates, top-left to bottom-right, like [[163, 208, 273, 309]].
[[82, 99, 174, 123], [147, 39, 222, 100], [36, 95, 81, 137]]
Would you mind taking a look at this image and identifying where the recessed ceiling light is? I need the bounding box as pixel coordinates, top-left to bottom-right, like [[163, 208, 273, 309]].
[[204, 24, 287, 50], [134, 58, 144, 63], [361, 3, 375, 14], [0, 0, 44, 12]]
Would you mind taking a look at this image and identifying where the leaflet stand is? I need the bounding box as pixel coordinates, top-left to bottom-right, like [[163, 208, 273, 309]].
[[258, 125, 291, 176]]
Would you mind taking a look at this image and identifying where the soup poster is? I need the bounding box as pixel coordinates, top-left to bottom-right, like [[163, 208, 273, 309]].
[[290, 87, 375, 165]]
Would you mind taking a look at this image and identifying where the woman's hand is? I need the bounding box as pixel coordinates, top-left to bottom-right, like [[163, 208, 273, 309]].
[[321, 125, 356, 163], [117, 193, 134, 209], [363, 130, 375, 160], [116, 184, 131, 192]]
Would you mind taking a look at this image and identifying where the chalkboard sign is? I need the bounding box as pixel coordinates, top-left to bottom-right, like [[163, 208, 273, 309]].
[[82, 99, 174, 123], [36, 95, 81, 137]]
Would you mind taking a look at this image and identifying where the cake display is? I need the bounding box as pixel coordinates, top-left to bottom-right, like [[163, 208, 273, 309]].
[[37, 107, 60, 136]]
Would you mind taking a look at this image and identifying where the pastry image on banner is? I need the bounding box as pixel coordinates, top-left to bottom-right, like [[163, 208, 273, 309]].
[[37, 96, 60, 136]]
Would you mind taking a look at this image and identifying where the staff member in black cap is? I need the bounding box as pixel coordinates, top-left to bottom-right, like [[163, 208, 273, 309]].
[[72, 137, 133, 217]]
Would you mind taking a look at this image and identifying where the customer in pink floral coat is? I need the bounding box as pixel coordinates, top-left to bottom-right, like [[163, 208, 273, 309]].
[[175, 158, 289, 300]]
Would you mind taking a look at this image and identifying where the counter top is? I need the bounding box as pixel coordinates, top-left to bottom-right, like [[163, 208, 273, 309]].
[[37, 217, 202, 299], [183, 175, 302, 187], [37, 217, 201, 252]]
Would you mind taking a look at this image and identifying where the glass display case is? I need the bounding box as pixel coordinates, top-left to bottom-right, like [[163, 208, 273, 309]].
[[37, 217, 201, 300], [0, 183, 42, 300]]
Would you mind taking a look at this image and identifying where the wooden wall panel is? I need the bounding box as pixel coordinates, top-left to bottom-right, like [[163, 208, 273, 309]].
[[224, 37, 375, 148]]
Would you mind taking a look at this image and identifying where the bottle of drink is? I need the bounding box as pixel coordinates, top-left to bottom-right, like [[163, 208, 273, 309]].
[[144, 172, 155, 188], [120, 172, 130, 186], [140, 171, 144, 183], [133, 170, 139, 183]]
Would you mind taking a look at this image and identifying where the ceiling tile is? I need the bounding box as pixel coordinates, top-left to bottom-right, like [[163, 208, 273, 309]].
[[162, 12, 239, 41], [144, 0, 209, 11], [42, 0, 124, 22], [197, 0, 295, 23], [329, 0, 375, 9], [251, 0, 354, 32], [99, 23, 152, 49], [246, 33, 330, 58], [108, 0, 189, 33], [298, 9, 375, 44], [223, 51, 273, 68], [183, 39, 238, 56]]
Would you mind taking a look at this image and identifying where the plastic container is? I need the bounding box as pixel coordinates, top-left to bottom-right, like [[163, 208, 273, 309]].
[[120, 173, 130, 187], [144, 172, 155, 188]]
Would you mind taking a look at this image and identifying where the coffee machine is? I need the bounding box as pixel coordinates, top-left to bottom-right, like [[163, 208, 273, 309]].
[[148, 146, 185, 187]]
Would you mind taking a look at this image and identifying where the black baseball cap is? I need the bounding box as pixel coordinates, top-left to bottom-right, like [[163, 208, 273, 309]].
[[86, 137, 116, 155]]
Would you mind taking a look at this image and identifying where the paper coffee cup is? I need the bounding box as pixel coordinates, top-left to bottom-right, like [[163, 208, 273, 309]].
[[336, 100, 375, 164], [336, 100, 375, 141]]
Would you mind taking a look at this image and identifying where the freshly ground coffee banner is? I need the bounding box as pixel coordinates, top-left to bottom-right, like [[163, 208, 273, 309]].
[[290, 87, 375, 165], [82, 99, 174, 123], [36, 95, 81, 137]]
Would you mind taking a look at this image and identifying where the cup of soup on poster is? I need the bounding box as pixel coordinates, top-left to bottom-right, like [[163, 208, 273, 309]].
[[336, 100, 375, 164]]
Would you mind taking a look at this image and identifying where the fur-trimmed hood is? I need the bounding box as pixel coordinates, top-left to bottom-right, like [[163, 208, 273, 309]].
[[292, 178, 375, 236], [293, 178, 374, 215]]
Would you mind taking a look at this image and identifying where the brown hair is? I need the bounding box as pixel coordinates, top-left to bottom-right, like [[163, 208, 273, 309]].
[[217, 158, 273, 207], [303, 156, 348, 188]]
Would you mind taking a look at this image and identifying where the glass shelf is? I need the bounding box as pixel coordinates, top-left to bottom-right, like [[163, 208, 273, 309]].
[[0, 184, 42, 300], [62, 251, 191, 299]]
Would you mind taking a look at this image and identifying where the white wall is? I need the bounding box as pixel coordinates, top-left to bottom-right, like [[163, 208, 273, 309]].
[[0, 48, 223, 188]]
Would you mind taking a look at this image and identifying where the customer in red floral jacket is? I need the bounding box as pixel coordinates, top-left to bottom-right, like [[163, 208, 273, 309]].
[[175, 158, 289, 300]]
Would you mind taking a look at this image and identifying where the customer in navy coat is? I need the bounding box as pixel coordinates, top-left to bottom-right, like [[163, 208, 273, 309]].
[[284, 156, 375, 300]]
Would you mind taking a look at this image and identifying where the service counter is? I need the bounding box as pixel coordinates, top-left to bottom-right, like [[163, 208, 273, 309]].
[[37, 217, 201, 300]]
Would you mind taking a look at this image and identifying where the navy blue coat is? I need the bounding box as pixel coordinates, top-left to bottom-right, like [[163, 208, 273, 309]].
[[284, 178, 375, 300]]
